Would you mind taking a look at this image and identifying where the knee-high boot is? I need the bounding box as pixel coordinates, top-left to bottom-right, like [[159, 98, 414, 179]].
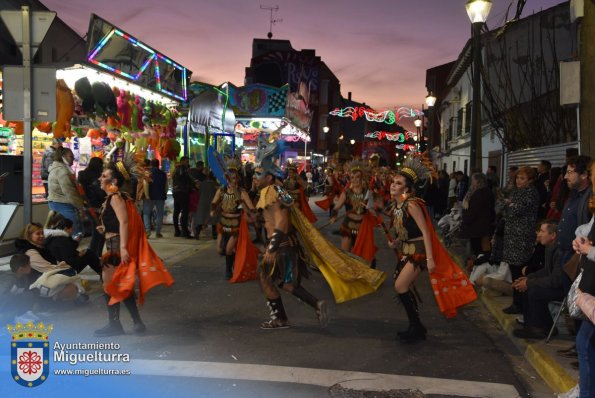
[[260, 297, 290, 329], [292, 286, 329, 328], [398, 291, 427, 344], [123, 294, 146, 333], [94, 294, 124, 337], [225, 255, 235, 279]]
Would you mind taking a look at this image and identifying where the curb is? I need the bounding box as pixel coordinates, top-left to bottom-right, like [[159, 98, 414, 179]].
[[449, 251, 577, 393], [480, 292, 577, 393]]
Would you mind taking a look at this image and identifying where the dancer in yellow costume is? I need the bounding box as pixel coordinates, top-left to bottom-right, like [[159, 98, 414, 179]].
[[254, 134, 385, 330]]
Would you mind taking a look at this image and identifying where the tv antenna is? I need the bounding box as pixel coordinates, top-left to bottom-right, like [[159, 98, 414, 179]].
[[260, 4, 282, 39]]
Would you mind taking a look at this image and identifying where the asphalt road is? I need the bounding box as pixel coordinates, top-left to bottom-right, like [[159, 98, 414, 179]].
[[0, 199, 551, 397]]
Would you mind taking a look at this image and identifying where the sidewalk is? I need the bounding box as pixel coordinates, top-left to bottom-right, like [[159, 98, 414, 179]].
[[447, 244, 578, 395], [0, 225, 215, 297]]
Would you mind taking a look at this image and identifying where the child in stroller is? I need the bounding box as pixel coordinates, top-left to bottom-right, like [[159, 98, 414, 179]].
[[437, 202, 462, 247]]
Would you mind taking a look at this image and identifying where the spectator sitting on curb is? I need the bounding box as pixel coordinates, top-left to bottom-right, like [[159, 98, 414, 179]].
[[512, 219, 564, 339], [44, 213, 102, 275]]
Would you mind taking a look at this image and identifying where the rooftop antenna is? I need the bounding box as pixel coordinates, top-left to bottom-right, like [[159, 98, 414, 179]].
[[260, 4, 282, 39]]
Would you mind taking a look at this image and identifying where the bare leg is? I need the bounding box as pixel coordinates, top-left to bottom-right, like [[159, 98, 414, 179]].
[[341, 236, 352, 252]]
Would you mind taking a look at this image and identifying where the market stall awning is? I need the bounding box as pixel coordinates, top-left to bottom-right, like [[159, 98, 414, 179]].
[[188, 89, 235, 133]]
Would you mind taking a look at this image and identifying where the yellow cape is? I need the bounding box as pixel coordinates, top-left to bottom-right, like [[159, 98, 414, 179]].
[[290, 207, 386, 303]]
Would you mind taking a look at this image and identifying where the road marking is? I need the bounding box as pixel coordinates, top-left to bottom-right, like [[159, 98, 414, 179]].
[[130, 359, 520, 398]]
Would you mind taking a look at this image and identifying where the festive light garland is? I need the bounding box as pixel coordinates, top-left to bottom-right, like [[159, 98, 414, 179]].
[[88, 28, 188, 101], [364, 131, 417, 141], [329, 106, 424, 125]]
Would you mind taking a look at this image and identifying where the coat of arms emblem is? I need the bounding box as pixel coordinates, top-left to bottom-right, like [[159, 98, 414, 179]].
[[7, 321, 53, 387]]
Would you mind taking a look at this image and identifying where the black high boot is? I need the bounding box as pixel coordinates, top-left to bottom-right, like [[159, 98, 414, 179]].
[[370, 258, 377, 269], [397, 291, 427, 344], [225, 255, 235, 279], [123, 295, 146, 333], [211, 225, 217, 240], [261, 297, 289, 329], [94, 295, 124, 337], [292, 286, 329, 328]]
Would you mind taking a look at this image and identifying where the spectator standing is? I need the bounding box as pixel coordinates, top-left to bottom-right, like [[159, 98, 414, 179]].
[[435, 170, 450, 218], [41, 138, 62, 197], [47, 147, 84, 237], [461, 172, 495, 258], [502, 166, 540, 314], [455, 171, 469, 203], [536, 160, 552, 220], [78, 157, 106, 257], [193, 171, 218, 240], [144, 159, 168, 238], [486, 165, 500, 194], [547, 148, 579, 220], [172, 156, 193, 238], [447, 172, 457, 210]]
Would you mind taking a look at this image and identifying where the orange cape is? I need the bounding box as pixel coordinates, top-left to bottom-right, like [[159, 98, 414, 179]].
[[351, 212, 380, 263], [229, 213, 259, 283], [106, 200, 175, 305], [420, 200, 477, 318]]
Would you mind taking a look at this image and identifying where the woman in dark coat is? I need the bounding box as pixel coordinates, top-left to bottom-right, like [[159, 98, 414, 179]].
[[502, 166, 540, 314], [461, 172, 495, 258]]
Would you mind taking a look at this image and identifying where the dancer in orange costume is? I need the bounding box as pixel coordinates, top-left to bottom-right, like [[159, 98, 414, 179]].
[[388, 155, 477, 344], [210, 159, 258, 280], [95, 155, 174, 337], [330, 161, 379, 267]]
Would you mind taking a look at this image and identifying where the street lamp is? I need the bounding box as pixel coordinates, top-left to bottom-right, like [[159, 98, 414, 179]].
[[425, 92, 436, 150], [466, 0, 492, 172], [414, 117, 422, 151], [323, 126, 330, 133], [350, 139, 355, 145]]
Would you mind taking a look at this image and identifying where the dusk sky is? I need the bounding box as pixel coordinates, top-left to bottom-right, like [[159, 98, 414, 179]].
[[42, 0, 564, 111]]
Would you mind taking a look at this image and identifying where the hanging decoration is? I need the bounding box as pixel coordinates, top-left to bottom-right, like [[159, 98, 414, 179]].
[[329, 106, 424, 125], [364, 131, 417, 142]]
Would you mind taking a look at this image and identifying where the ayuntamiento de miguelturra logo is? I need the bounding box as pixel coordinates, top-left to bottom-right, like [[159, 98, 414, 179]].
[[7, 321, 52, 387]]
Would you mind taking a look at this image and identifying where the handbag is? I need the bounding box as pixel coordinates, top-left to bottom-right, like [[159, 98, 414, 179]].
[[567, 268, 587, 320]]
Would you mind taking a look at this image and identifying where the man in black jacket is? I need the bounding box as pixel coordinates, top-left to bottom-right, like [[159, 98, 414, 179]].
[[512, 220, 563, 339], [172, 156, 193, 238]]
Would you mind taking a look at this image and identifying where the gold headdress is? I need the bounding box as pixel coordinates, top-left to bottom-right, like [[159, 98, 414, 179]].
[[226, 158, 242, 172], [400, 152, 437, 184], [113, 152, 144, 182], [348, 160, 366, 174], [285, 160, 298, 172]]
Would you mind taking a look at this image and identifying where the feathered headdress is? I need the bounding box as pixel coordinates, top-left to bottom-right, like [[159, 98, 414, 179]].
[[226, 158, 242, 172], [114, 151, 144, 183], [348, 160, 366, 174], [400, 152, 437, 184], [285, 160, 297, 171]]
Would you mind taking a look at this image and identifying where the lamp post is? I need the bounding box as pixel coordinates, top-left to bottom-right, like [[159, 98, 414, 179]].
[[414, 117, 422, 152], [466, 0, 492, 173], [425, 92, 436, 151]]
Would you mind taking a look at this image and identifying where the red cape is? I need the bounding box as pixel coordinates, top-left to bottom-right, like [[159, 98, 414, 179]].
[[230, 213, 259, 283], [299, 188, 317, 223], [106, 199, 175, 305], [351, 212, 380, 263]]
